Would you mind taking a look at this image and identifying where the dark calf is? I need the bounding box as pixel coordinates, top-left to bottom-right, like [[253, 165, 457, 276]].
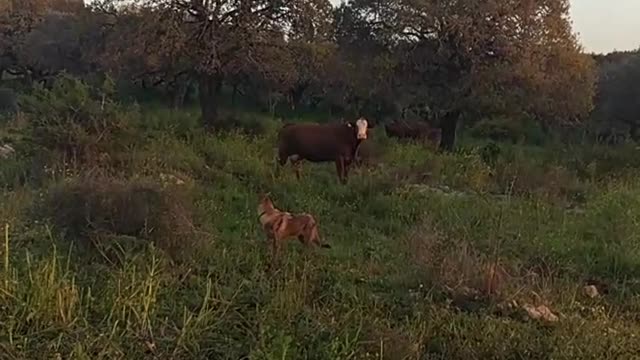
[[385, 120, 441, 150]]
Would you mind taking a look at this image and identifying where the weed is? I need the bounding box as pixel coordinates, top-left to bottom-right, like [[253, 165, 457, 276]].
[[42, 175, 206, 263], [1, 101, 640, 358]]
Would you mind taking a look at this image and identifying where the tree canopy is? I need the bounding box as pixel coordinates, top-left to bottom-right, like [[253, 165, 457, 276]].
[[1, 0, 602, 149]]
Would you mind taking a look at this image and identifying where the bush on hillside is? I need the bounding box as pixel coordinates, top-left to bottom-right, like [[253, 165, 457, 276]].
[[566, 143, 640, 179], [471, 117, 521, 143], [0, 87, 19, 117], [479, 141, 501, 167], [405, 220, 512, 304], [471, 116, 546, 146], [493, 157, 585, 205], [43, 176, 206, 262], [216, 111, 271, 136], [19, 73, 136, 168]]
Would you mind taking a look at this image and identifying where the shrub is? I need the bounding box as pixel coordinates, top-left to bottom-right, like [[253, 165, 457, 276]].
[[471, 117, 522, 143], [0, 155, 32, 188], [479, 141, 501, 166], [138, 106, 201, 140], [439, 151, 493, 193], [405, 219, 511, 303], [471, 116, 547, 146], [43, 175, 206, 262], [216, 111, 274, 137], [493, 156, 585, 204], [19, 73, 136, 168], [0, 87, 19, 117], [572, 143, 640, 179]]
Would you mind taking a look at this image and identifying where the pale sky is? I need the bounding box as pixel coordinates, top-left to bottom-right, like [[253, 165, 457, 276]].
[[569, 0, 640, 53]]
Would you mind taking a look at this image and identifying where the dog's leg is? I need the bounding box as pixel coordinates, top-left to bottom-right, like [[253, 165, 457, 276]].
[[265, 233, 279, 270], [270, 237, 279, 266], [308, 222, 330, 249], [272, 234, 287, 268], [314, 235, 331, 249], [320, 242, 331, 249]]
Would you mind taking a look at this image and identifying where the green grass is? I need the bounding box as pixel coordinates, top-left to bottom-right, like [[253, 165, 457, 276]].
[[1, 104, 640, 359]]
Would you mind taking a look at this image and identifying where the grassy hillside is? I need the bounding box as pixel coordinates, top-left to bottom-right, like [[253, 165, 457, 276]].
[[1, 79, 640, 359]]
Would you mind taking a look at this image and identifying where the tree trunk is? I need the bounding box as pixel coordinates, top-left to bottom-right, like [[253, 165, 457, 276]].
[[231, 83, 238, 107], [629, 123, 639, 142], [171, 78, 190, 109], [439, 112, 459, 152], [289, 83, 308, 112], [198, 73, 223, 130]]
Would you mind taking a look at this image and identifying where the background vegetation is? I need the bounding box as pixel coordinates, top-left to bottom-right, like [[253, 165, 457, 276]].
[[1, 0, 640, 359]]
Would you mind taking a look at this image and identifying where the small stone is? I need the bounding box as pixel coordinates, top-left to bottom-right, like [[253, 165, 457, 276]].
[[0, 144, 15, 159], [583, 285, 600, 298], [144, 340, 156, 353]]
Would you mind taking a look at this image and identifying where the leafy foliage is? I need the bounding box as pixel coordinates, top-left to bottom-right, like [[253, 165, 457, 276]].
[[44, 175, 203, 262], [84, 0, 596, 149], [19, 73, 135, 166], [591, 50, 640, 140], [0, 87, 18, 116]]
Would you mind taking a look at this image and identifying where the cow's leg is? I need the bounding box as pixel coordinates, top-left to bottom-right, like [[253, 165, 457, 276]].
[[274, 147, 289, 179], [291, 156, 302, 179], [335, 157, 346, 184], [343, 161, 351, 182]]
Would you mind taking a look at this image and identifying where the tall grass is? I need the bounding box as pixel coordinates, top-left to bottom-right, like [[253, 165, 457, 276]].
[[1, 94, 640, 358]]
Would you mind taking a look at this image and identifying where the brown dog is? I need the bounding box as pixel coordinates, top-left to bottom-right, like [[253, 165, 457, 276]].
[[257, 193, 330, 263]]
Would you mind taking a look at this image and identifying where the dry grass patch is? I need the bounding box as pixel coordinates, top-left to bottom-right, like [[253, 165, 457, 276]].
[[405, 220, 509, 299], [358, 322, 417, 360], [43, 175, 207, 262], [404, 219, 573, 317]]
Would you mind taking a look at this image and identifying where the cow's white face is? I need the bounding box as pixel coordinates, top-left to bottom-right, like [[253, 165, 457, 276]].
[[355, 118, 368, 140]]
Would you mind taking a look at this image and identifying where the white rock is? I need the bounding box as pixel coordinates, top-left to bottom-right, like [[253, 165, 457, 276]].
[[583, 285, 600, 298], [523, 304, 559, 323], [0, 144, 15, 159]]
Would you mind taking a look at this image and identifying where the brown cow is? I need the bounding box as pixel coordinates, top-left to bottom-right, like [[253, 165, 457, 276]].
[[277, 118, 370, 184], [385, 120, 441, 150]]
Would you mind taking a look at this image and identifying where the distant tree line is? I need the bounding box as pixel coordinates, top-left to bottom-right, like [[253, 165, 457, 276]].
[[588, 50, 640, 144], [1, 0, 637, 149]]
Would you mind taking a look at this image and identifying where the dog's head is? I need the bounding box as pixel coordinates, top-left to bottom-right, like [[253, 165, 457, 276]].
[[257, 192, 275, 215]]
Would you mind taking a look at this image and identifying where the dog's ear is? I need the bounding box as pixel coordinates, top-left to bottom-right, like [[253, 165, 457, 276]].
[[260, 192, 272, 203]]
